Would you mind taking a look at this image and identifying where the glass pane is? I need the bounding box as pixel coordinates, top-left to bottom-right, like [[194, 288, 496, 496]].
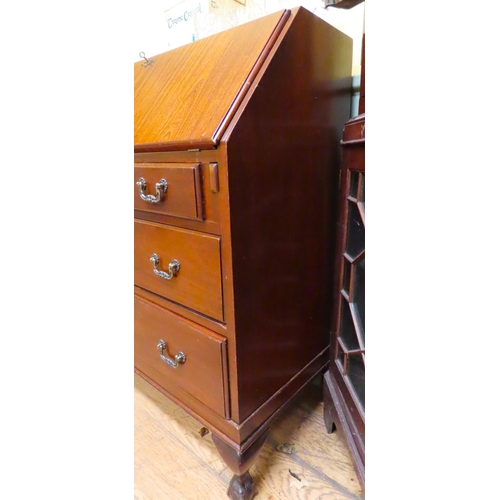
[[359, 172, 365, 215], [339, 298, 360, 351], [342, 260, 351, 296], [345, 203, 364, 259], [349, 171, 359, 199], [346, 354, 365, 410], [336, 340, 345, 373], [352, 257, 365, 338]]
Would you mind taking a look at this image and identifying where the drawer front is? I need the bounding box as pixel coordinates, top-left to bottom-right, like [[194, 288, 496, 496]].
[[134, 163, 203, 220], [134, 219, 224, 321], [134, 295, 228, 417]]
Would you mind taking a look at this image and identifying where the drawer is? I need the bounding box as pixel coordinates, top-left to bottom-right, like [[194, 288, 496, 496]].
[[134, 163, 203, 221], [134, 295, 228, 418], [134, 219, 224, 321]]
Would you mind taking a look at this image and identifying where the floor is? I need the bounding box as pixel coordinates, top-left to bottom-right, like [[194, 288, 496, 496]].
[[134, 374, 364, 500]]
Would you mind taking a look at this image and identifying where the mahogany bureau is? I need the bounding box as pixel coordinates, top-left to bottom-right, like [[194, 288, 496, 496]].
[[134, 8, 353, 499]]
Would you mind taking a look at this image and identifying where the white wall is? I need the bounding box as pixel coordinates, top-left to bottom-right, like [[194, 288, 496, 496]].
[[132, 0, 364, 76]]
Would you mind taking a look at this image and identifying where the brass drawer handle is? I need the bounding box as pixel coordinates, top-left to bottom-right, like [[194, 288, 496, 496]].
[[136, 177, 168, 203], [157, 339, 186, 369], [150, 253, 180, 280]]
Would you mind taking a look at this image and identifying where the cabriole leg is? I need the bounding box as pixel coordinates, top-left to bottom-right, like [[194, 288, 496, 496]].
[[212, 428, 269, 500]]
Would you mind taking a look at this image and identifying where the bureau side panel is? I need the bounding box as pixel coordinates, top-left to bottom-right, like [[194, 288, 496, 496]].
[[225, 7, 353, 422]]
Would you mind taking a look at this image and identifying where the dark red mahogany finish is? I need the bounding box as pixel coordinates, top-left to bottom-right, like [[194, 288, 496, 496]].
[[135, 8, 353, 497], [324, 33, 365, 492]]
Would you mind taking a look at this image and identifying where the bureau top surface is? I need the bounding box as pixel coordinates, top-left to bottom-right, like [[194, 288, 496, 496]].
[[134, 9, 288, 152]]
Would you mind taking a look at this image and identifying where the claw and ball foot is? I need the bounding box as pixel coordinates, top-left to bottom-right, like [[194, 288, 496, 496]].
[[227, 471, 255, 500], [212, 428, 270, 500]]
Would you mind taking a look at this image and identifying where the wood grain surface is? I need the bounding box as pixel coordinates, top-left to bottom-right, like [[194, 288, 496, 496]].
[[134, 163, 203, 221], [134, 10, 287, 151], [135, 295, 229, 418], [134, 220, 224, 321], [135, 374, 364, 500]]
